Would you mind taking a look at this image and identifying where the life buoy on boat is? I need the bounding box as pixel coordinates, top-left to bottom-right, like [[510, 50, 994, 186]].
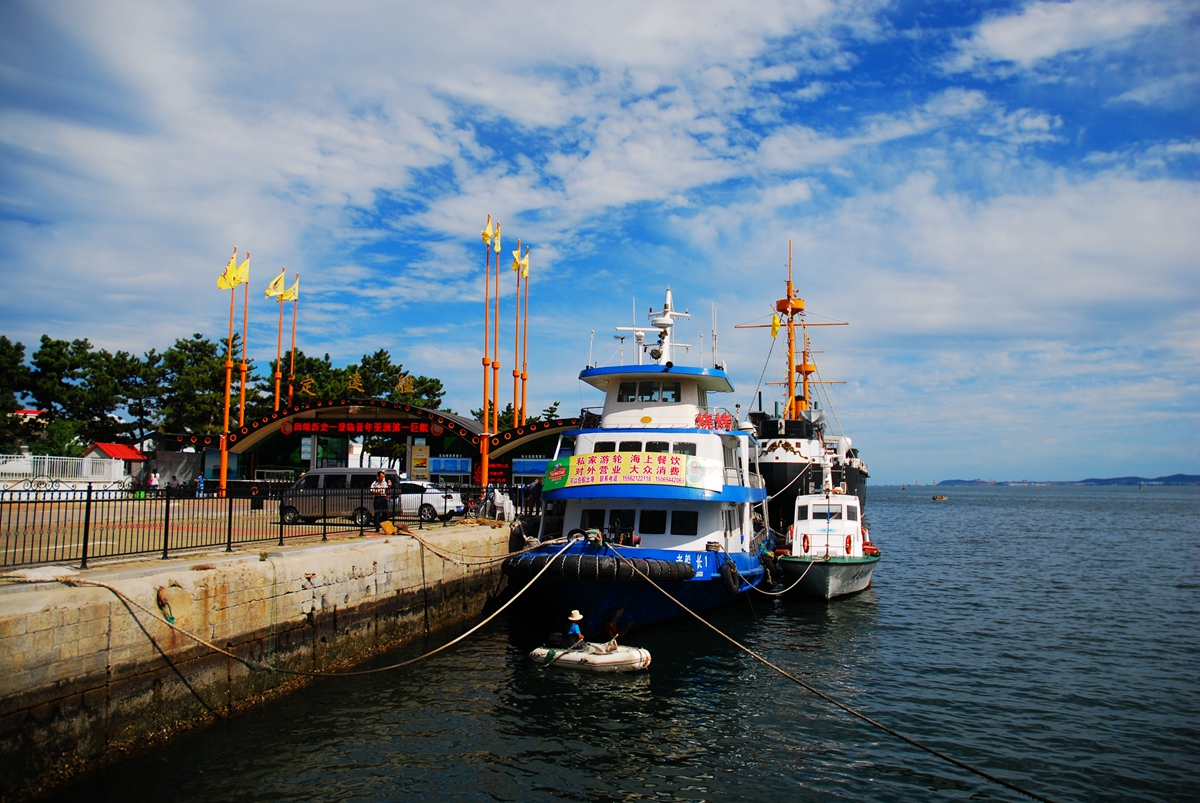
[[845, 535, 853, 555], [801, 534, 810, 553]]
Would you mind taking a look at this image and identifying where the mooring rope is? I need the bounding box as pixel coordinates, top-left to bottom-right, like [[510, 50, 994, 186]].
[[601, 544, 1058, 803], [747, 555, 814, 596], [407, 533, 564, 566], [24, 538, 575, 680]]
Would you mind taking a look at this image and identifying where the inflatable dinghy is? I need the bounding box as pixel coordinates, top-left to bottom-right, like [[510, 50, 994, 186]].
[[529, 639, 651, 673]]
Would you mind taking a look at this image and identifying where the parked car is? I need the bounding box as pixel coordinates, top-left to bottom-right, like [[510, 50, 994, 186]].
[[279, 468, 463, 525]]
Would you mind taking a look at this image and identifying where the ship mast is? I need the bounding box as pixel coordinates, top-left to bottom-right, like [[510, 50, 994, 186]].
[[775, 241, 812, 420]]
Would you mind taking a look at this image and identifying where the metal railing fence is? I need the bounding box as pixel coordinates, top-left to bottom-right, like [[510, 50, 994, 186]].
[[1, 481, 542, 570]]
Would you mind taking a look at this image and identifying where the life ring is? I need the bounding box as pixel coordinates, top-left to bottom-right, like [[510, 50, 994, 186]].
[[845, 535, 852, 554], [801, 534, 810, 553]]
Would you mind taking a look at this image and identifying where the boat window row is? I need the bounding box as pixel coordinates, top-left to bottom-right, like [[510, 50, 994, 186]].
[[797, 504, 859, 521], [616, 381, 682, 404], [580, 507, 699, 536], [593, 440, 697, 455]]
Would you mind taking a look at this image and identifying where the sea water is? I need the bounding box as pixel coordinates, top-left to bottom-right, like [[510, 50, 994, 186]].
[[44, 486, 1200, 802]]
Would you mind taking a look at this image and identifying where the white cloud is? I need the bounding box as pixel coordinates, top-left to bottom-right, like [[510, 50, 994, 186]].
[[946, 0, 1171, 72]]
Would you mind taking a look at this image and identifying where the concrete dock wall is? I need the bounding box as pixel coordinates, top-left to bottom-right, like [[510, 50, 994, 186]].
[[0, 526, 512, 801]]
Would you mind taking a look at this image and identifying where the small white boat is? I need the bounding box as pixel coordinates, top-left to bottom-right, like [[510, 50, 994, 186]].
[[529, 639, 651, 673]]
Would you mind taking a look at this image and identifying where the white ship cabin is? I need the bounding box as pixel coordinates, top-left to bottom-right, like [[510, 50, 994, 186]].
[[788, 492, 866, 558]]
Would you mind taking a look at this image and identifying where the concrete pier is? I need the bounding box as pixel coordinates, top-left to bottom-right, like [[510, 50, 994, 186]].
[[0, 524, 514, 801]]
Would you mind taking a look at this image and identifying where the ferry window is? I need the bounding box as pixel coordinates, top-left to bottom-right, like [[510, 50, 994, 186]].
[[617, 382, 638, 403], [619, 441, 642, 452], [847, 506, 859, 522], [580, 509, 606, 530], [661, 382, 681, 403], [670, 510, 699, 535], [299, 475, 319, 489], [811, 504, 842, 520], [673, 442, 697, 456], [324, 474, 347, 490], [609, 509, 636, 533], [639, 509, 667, 534], [645, 441, 669, 453], [796, 505, 807, 521], [637, 381, 660, 402], [594, 441, 616, 453]]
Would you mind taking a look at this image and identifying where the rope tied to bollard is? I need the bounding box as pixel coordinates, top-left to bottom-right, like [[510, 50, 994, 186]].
[[38, 538, 575, 679]]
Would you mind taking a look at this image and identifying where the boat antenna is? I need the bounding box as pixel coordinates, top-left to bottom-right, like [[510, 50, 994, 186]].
[[588, 329, 595, 368], [711, 302, 720, 369], [614, 335, 625, 364]]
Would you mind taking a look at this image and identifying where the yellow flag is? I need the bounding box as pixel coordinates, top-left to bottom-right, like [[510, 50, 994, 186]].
[[481, 219, 493, 245], [770, 314, 781, 338], [265, 271, 286, 298], [494, 223, 501, 254], [280, 276, 299, 302], [217, 252, 237, 289], [511, 248, 522, 271], [520, 250, 530, 278], [233, 255, 250, 286]]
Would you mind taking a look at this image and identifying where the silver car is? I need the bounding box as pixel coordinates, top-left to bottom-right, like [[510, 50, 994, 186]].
[[280, 469, 463, 525]]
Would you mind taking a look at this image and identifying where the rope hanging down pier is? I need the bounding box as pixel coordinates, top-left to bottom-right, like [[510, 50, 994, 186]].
[[601, 544, 1060, 803]]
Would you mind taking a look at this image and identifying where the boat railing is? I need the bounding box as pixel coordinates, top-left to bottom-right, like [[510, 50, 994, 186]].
[[723, 467, 741, 485], [749, 473, 764, 489]]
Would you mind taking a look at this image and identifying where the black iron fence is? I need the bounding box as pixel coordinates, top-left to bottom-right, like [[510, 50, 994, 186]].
[[0, 482, 540, 570]]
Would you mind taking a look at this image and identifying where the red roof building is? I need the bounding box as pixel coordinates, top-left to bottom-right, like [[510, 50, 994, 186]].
[[82, 443, 147, 461]]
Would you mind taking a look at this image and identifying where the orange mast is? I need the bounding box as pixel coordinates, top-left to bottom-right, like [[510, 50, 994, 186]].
[[238, 261, 250, 427], [512, 238, 521, 425], [491, 225, 501, 435], [219, 247, 236, 497], [287, 273, 298, 408], [481, 216, 493, 488], [273, 267, 285, 411], [519, 245, 530, 426]]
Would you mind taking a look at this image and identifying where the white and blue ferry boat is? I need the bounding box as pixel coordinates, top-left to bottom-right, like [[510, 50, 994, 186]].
[[503, 290, 770, 638]]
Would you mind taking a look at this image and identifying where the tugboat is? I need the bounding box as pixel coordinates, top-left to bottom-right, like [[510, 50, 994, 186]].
[[503, 289, 770, 637], [739, 242, 878, 597]]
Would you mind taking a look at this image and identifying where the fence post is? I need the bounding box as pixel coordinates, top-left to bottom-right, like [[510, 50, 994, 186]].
[[161, 488, 171, 560], [358, 487, 365, 537], [322, 485, 328, 542], [226, 492, 234, 552], [79, 483, 93, 569], [277, 491, 285, 546]]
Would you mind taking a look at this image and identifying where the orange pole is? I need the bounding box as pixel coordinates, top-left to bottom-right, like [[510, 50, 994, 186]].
[[481, 217, 492, 490], [219, 248, 236, 497], [786, 241, 796, 418], [274, 267, 285, 411], [287, 273, 297, 407], [512, 238, 521, 425], [238, 258, 249, 428], [520, 246, 530, 425], [491, 227, 501, 434]]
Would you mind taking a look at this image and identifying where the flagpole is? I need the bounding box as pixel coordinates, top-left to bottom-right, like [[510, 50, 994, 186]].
[[520, 246, 530, 426], [492, 225, 501, 435], [512, 238, 521, 427], [238, 253, 250, 428], [274, 267, 285, 411], [288, 273, 298, 408], [220, 247, 236, 499], [481, 216, 492, 492]]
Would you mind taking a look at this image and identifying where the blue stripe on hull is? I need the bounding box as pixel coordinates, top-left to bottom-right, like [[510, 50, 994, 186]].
[[520, 544, 765, 635]]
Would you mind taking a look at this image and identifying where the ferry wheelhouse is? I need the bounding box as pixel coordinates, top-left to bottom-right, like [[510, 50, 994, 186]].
[[503, 290, 769, 637]]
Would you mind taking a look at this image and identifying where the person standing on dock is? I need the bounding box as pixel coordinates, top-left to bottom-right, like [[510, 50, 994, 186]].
[[370, 471, 390, 532], [566, 610, 584, 645]]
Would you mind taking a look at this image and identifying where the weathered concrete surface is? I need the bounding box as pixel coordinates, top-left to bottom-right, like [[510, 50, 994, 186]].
[[0, 524, 514, 802]]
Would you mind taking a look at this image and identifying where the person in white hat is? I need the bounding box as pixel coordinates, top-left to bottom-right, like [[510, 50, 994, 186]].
[[566, 610, 584, 644]]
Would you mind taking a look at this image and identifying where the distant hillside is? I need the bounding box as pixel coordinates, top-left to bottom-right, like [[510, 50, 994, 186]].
[[936, 475, 1200, 487]]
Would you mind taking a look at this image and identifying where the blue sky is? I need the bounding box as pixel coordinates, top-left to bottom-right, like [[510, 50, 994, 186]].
[[1, 0, 1196, 483]]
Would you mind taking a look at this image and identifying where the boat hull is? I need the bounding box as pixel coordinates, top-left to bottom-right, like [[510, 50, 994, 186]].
[[779, 555, 879, 599], [506, 543, 765, 637]]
